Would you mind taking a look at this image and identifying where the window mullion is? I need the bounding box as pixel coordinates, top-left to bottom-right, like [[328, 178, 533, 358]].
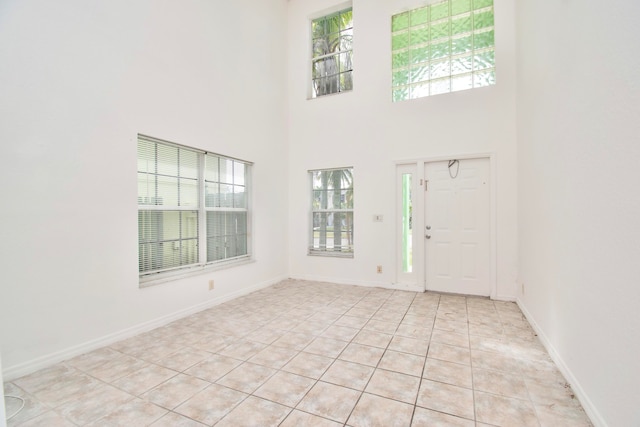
[[198, 152, 207, 266]]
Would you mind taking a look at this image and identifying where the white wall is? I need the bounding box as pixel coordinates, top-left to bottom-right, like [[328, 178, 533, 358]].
[[516, 1, 640, 426], [0, 0, 289, 378], [287, 0, 518, 299]]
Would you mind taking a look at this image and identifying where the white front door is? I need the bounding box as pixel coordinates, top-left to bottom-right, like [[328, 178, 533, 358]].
[[424, 158, 490, 296]]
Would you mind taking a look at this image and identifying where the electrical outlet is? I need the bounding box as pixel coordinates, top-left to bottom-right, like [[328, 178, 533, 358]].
[[377, 265, 382, 274], [209, 280, 215, 290]]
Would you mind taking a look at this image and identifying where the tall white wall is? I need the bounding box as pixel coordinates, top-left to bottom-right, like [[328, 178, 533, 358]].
[[287, 0, 518, 298], [516, 1, 640, 426], [0, 0, 289, 377]]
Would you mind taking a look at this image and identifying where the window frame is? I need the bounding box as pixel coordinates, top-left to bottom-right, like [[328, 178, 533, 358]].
[[310, 6, 354, 99], [391, 0, 496, 101], [137, 134, 253, 286], [308, 167, 354, 258]]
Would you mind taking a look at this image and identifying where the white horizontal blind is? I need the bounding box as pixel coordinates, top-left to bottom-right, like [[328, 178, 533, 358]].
[[309, 167, 354, 256], [205, 154, 249, 262], [137, 135, 251, 279]]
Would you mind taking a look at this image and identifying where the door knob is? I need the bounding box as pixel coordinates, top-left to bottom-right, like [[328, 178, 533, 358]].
[[426, 225, 431, 230], [425, 234, 431, 239]]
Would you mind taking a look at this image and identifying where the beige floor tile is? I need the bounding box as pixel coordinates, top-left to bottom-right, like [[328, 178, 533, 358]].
[[321, 360, 375, 390], [467, 322, 504, 337], [321, 325, 360, 341], [56, 384, 135, 425], [378, 350, 425, 377], [66, 347, 123, 372], [296, 381, 362, 423], [304, 337, 349, 358], [423, 357, 473, 389], [183, 354, 243, 382], [535, 400, 593, 427], [387, 336, 429, 356], [86, 398, 167, 426], [339, 342, 385, 367], [11, 410, 77, 427], [347, 392, 414, 427], [141, 373, 210, 409], [154, 347, 211, 372], [254, 371, 316, 407], [149, 411, 207, 426], [475, 391, 538, 427], [517, 357, 565, 383], [112, 364, 178, 396], [216, 362, 277, 393], [352, 330, 393, 349], [248, 344, 299, 369], [244, 327, 285, 345], [411, 407, 475, 426], [473, 368, 529, 400], [363, 319, 399, 334], [280, 409, 343, 427], [365, 368, 421, 404], [275, 333, 318, 352], [395, 324, 431, 340], [5, 280, 596, 427], [12, 363, 77, 395], [431, 328, 470, 348], [346, 307, 376, 318], [433, 317, 469, 335], [335, 314, 369, 329], [138, 340, 185, 363], [4, 386, 49, 427], [401, 314, 433, 326], [267, 316, 300, 331], [524, 376, 576, 406], [191, 334, 234, 353], [33, 371, 104, 407], [174, 383, 247, 425], [282, 351, 334, 379], [428, 342, 471, 365], [372, 309, 405, 323], [416, 379, 474, 420], [309, 311, 342, 324], [471, 349, 522, 374], [469, 334, 512, 355], [217, 339, 267, 360], [292, 321, 330, 335], [87, 354, 150, 383], [216, 396, 291, 427]]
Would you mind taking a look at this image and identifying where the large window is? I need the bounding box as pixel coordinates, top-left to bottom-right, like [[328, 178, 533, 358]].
[[391, 0, 495, 101], [137, 135, 251, 283], [309, 168, 354, 256], [311, 7, 353, 98]]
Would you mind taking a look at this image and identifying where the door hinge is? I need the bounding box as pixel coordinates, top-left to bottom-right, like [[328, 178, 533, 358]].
[[424, 180, 429, 191]]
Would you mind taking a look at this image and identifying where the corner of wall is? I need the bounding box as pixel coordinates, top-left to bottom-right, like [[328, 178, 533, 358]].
[[516, 298, 608, 427]]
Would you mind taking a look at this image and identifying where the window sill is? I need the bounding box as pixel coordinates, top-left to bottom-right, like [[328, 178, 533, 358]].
[[139, 257, 254, 288], [307, 251, 354, 259]]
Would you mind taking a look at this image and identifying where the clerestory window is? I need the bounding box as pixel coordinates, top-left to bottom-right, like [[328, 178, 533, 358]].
[[391, 0, 495, 101], [311, 7, 353, 98]]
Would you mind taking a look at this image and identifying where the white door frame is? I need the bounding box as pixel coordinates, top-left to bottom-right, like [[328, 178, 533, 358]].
[[395, 152, 497, 299]]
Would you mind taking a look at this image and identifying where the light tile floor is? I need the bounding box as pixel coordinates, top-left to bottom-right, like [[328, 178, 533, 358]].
[[4, 280, 593, 426]]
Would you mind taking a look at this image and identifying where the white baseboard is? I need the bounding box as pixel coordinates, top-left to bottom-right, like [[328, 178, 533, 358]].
[[3, 275, 286, 382], [516, 298, 607, 427]]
